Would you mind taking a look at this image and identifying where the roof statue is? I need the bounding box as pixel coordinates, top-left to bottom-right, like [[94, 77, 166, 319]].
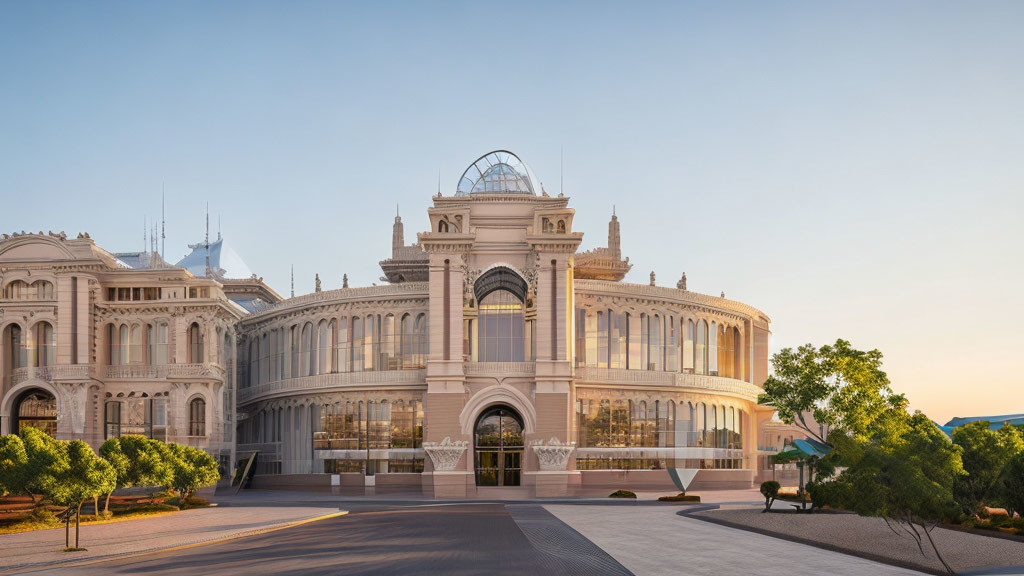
[[315, 273, 321, 293], [342, 274, 348, 289], [677, 273, 687, 291], [650, 271, 656, 286]]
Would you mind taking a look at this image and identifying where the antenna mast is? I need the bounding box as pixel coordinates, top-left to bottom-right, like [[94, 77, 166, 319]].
[[204, 203, 211, 277], [161, 185, 166, 257]]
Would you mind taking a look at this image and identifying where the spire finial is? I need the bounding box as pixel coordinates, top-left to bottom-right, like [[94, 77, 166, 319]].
[[560, 146, 563, 197], [143, 215, 147, 253], [437, 169, 441, 195], [291, 265, 295, 298]]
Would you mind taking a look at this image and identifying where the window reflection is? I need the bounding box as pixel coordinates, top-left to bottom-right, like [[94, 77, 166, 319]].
[[478, 290, 525, 362]]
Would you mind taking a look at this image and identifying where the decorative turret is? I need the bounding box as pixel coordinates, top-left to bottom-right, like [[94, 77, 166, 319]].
[[609, 206, 621, 260], [573, 208, 632, 282], [380, 207, 428, 283], [392, 207, 404, 258]]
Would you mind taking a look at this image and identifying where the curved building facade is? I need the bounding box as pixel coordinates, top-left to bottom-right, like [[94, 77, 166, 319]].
[[235, 150, 774, 496]]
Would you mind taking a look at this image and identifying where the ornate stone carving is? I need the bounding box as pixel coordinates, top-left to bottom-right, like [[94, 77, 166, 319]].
[[422, 436, 468, 471], [530, 437, 576, 471]]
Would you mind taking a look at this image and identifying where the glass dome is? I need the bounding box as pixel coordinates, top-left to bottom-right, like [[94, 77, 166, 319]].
[[456, 150, 539, 196]]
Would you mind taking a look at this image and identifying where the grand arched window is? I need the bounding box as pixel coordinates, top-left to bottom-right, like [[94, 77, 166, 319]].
[[478, 290, 525, 362], [13, 389, 57, 436], [189, 397, 206, 436]]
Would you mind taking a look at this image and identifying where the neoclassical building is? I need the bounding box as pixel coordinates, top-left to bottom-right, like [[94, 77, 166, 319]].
[[1, 150, 775, 496], [0, 229, 280, 474], [233, 151, 774, 496]]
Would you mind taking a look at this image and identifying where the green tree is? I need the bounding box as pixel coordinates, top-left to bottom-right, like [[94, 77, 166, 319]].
[[165, 443, 219, 505], [98, 436, 173, 514], [758, 339, 907, 446], [0, 434, 29, 498], [49, 440, 116, 550], [952, 421, 1024, 515], [997, 451, 1024, 518], [811, 412, 964, 574], [19, 426, 66, 505]]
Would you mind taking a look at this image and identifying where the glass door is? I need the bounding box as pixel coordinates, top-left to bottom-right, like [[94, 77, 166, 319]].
[[474, 406, 524, 486]]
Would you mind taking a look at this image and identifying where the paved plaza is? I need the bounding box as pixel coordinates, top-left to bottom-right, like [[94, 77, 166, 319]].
[[0, 489, 942, 576]]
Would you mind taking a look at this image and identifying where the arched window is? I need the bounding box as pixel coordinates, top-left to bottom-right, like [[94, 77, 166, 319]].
[[289, 325, 299, 377], [326, 320, 336, 373], [666, 316, 678, 372], [188, 322, 203, 363], [299, 322, 312, 376], [556, 220, 566, 233], [317, 320, 329, 374], [542, 218, 553, 233], [683, 319, 695, 374], [708, 321, 719, 376], [119, 325, 130, 366], [32, 281, 54, 300], [3, 280, 28, 299], [350, 317, 363, 372], [478, 290, 525, 362], [248, 339, 259, 388], [336, 317, 349, 372], [261, 333, 270, 383], [6, 324, 26, 370], [695, 320, 707, 375], [189, 397, 206, 436], [34, 322, 55, 367], [130, 324, 144, 364], [149, 322, 168, 365], [438, 220, 449, 233], [649, 314, 663, 371], [380, 314, 395, 370]]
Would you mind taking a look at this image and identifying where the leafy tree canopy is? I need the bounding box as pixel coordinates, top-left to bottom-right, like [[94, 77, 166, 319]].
[[0, 434, 28, 497], [49, 440, 115, 510], [758, 339, 907, 446], [165, 443, 219, 502], [951, 421, 1024, 514]]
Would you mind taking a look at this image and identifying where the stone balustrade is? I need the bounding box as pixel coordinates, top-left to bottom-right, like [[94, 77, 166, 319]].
[[237, 369, 427, 404], [464, 362, 536, 376]]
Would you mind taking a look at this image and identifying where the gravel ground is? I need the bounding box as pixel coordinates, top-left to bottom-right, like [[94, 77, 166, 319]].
[[692, 508, 1024, 575]]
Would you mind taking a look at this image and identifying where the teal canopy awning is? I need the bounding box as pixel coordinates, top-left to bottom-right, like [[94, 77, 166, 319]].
[[778, 438, 831, 461]]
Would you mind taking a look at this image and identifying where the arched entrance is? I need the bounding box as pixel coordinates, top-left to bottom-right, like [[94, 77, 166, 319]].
[[474, 405, 524, 486], [12, 388, 57, 437]]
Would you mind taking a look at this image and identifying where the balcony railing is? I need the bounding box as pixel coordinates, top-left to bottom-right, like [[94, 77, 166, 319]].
[[11, 364, 92, 385], [104, 363, 225, 381], [464, 362, 536, 376], [574, 367, 762, 401], [238, 369, 426, 404]]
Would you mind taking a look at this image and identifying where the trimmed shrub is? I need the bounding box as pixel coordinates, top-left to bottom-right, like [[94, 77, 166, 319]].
[[658, 493, 700, 502], [760, 481, 780, 512], [608, 489, 637, 499]]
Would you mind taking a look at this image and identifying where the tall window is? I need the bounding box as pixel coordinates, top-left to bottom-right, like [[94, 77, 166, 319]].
[[188, 322, 203, 363], [379, 314, 395, 370], [350, 317, 363, 371], [189, 398, 206, 436], [609, 312, 626, 369], [400, 313, 427, 369], [317, 320, 329, 374], [683, 319, 695, 373], [336, 317, 349, 372], [299, 322, 312, 376], [478, 290, 525, 362], [695, 320, 707, 375], [7, 324, 25, 369], [119, 325, 130, 366], [34, 322, 54, 367], [249, 339, 259, 387], [149, 322, 168, 365]]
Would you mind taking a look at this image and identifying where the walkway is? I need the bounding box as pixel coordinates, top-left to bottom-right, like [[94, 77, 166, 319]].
[[0, 504, 342, 574], [544, 504, 925, 576]]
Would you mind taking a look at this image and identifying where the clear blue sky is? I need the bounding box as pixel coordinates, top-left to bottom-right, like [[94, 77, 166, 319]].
[[2, 1, 1022, 422]]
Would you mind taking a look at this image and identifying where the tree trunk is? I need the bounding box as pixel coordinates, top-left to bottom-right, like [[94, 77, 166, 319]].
[[64, 511, 70, 549], [922, 521, 955, 575], [93, 495, 99, 519], [104, 491, 112, 515], [75, 503, 82, 549]]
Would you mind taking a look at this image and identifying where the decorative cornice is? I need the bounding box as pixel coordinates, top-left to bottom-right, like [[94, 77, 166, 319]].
[[574, 279, 770, 323]]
